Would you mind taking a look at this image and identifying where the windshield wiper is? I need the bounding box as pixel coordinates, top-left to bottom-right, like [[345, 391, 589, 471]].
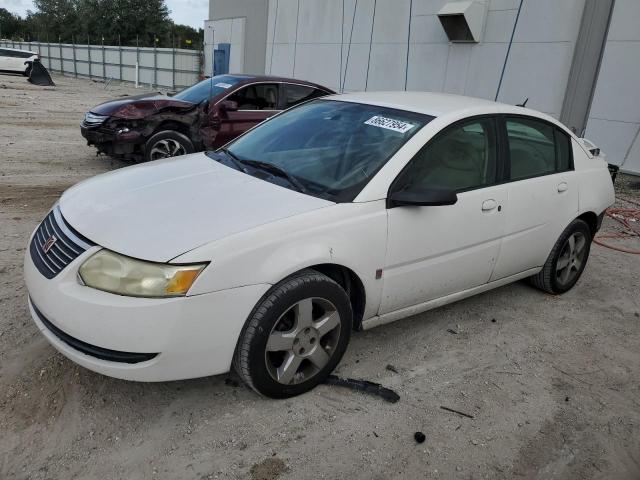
[[241, 159, 308, 194], [217, 148, 247, 173]]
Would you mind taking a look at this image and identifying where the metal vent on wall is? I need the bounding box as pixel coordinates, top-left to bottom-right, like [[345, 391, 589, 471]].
[[437, 0, 488, 43]]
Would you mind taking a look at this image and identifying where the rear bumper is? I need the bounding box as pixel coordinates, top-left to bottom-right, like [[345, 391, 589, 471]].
[[24, 245, 270, 381]]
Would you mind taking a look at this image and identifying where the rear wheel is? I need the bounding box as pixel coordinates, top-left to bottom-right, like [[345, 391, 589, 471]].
[[233, 270, 352, 398], [530, 219, 592, 294], [143, 130, 194, 162]]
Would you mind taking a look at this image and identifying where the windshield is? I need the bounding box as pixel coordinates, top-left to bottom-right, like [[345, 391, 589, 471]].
[[223, 100, 433, 201], [173, 75, 246, 103]]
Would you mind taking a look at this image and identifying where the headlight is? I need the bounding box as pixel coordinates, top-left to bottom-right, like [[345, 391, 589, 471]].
[[83, 112, 109, 126], [78, 250, 207, 298]]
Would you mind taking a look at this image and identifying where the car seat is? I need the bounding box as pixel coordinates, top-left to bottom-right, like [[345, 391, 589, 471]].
[[264, 86, 277, 110]]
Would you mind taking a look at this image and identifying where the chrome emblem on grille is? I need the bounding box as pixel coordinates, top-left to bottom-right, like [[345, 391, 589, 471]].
[[43, 235, 58, 254]]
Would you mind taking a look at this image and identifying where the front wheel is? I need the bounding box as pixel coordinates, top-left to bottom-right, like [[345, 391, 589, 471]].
[[143, 130, 194, 162], [233, 270, 352, 398], [530, 219, 592, 294]]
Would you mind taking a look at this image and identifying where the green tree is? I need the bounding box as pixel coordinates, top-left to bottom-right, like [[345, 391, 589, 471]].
[[31, 0, 77, 40], [3, 0, 202, 47], [171, 23, 202, 49], [0, 8, 26, 39]]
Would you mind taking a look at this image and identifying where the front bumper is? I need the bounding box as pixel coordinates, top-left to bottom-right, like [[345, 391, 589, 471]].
[[81, 124, 143, 155], [24, 246, 270, 381]]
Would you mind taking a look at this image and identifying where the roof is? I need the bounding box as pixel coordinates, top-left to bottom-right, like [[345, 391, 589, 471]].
[[225, 73, 335, 93], [327, 91, 501, 117]]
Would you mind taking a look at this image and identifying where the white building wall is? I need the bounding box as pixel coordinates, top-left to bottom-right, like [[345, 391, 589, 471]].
[[585, 0, 640, 174], [264, 0, 585, 119], [204, 17, 246, 76]]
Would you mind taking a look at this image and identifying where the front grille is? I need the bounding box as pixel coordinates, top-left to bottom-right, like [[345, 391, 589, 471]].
[[30, 205, 95, 279], [30, 299, 158, 364], [81, 112, 108, 128]]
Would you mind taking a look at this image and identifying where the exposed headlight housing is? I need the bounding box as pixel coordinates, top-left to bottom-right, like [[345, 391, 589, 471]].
[[83, 112, 109, 127], [78, 250, 207, 298]]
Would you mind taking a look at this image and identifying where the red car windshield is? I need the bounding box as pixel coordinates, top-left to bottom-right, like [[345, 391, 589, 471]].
[[173, 75, 247, 104]]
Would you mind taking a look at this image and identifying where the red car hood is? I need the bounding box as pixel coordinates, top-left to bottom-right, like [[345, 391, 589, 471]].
[[90, 93, 196, 119]]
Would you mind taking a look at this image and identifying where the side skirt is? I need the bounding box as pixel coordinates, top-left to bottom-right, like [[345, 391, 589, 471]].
[[361, 267, 541, 330]]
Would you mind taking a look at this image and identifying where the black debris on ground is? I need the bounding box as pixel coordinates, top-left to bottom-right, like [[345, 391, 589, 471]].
[[440, 406, 475, 419], [325, 375, 400, 403]]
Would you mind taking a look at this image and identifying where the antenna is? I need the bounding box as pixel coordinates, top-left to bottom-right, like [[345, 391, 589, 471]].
[[516, 98, 528, 107], [208, 24, 215, 105]]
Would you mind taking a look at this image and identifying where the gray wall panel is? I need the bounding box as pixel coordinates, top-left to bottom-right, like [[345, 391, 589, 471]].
[[256, 0, 586, 115], [0, 41, 201, 89], [210, 0, 269, 74], [585, 0, 640, 173]]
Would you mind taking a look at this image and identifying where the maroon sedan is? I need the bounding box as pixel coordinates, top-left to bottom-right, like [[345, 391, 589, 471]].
[[80, 75, 334, 162]]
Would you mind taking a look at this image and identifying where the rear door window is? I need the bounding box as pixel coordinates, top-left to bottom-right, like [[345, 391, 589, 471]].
[[15, 50, 34, 58], [228, 83, 279, 111], [282, 84, 328, 109], [505, 117, 573, 180]]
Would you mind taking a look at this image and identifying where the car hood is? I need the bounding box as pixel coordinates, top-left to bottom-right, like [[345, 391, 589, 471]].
[[59, 153, 334, 262], [90, 93, 196, 119]]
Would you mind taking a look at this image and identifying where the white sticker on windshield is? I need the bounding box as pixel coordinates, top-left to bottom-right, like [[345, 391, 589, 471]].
[[215, 82, 233, 89], [364, 116, 415, 133]]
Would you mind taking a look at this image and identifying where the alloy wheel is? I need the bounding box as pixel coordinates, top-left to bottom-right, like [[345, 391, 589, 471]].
[[556, 231, 587, 287], [265, 297, 342, 385], [149, 139, 186, 160]]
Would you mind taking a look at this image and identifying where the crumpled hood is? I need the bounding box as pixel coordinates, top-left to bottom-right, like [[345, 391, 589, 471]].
[[59, 153, 334, 262], [90, 93, 196, 119]]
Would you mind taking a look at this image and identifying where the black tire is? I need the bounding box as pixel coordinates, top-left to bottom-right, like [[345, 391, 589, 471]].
[[24, 64, 32, 77], [530, 219, 592, 294], [233, 269, 352, 398], [143, 130, 194, 162]]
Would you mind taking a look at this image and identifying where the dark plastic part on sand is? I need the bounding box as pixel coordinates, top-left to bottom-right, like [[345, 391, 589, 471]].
[[325, 375, 400, 403], [27, 59, 55, 86]]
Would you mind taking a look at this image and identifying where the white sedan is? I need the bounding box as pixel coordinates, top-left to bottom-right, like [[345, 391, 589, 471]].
[[24, 92, 615, 398], [0, 47, 38, 75]]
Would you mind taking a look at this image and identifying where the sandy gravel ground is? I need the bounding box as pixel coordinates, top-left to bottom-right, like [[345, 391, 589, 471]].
[[1, 73, 640, 480]]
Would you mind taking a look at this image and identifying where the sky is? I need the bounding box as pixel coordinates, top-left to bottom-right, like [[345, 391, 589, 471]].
[[2, 0, 209, 29]]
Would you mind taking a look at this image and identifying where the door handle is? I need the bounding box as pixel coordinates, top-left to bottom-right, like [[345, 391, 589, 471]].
[[482, 199, 497, 211], [557, 182, 568, 193]]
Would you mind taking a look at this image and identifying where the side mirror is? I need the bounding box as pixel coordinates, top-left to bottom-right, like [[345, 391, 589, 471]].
[[220, 100, 238, 112], [387, 187, 458, 208]]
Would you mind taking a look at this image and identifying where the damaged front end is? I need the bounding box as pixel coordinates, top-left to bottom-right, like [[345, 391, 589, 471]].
[[80, 113, 147, 159], [80, 96, 204, 161]]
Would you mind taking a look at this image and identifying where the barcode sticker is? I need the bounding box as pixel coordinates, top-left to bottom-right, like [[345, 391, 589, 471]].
[[215, 82, 233, 89], [364, 116, 415, 133]]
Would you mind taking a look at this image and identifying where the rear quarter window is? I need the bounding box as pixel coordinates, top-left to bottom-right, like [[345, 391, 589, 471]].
[[554, 129, 573, 172], [283, 84, 328, 109]]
